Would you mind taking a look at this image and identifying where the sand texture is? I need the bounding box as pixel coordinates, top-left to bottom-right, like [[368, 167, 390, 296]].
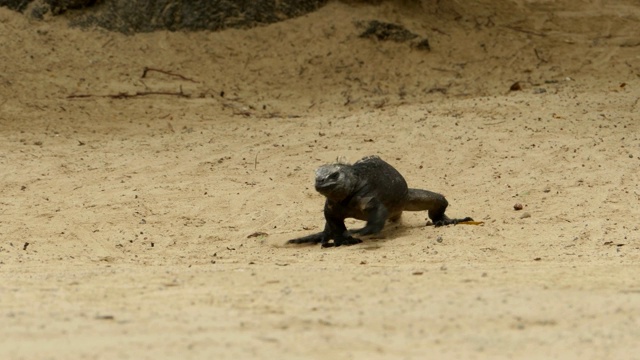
[[1, 1, 640, 359]]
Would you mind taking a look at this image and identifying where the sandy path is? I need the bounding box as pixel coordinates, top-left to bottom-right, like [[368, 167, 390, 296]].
[[1, 1, 640, 359]]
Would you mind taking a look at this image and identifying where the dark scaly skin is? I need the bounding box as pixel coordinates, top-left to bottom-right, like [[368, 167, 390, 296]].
[[288, 156, 473, 247]]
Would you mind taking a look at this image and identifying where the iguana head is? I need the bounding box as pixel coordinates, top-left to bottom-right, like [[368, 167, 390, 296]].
[[314, 163, 357, 201]]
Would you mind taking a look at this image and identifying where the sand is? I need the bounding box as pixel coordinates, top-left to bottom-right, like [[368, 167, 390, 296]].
[[1, 1, 640, 359]]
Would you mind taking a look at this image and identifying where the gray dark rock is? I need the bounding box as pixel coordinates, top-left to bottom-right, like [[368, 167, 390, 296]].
[[0, 0, 327, 33], [359, 20, 431, 51], [359, 20, 419, 42], [288, 155, 473, 247], [0, 0, 95, 16], [0, 0, 31, 12]]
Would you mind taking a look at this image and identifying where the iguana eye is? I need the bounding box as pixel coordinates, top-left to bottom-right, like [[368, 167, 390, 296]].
[[327, 172, 340, 181]]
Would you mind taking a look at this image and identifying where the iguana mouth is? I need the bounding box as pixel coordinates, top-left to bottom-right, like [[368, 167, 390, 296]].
[[315, 181, 336, 192]]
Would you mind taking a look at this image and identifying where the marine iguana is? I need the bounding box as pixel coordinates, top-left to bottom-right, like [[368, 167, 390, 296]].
[[288, 155, 474, 247]]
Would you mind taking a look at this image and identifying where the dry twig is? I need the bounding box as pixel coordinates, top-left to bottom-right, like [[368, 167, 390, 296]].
[[67, 88, 189, 99], [142, 67, 199, 83]]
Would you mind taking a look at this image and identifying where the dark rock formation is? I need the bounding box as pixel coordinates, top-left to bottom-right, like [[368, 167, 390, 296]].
[[359, 20, 431, 51], [0, 0, 327, 33]]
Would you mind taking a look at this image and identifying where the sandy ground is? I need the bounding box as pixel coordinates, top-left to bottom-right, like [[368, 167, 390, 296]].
[[1, 1, 640, 359]]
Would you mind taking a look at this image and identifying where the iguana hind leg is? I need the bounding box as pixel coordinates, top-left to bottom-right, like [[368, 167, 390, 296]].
[[405, 188, 473, 226]]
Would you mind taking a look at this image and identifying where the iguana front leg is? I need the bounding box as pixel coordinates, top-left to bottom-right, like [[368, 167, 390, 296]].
[[404, 188, 473, 226], [286, 223, 361, 247], [288, 204, 362, 247], [323, 212, 362, 247], [350, 197, 389, 236]]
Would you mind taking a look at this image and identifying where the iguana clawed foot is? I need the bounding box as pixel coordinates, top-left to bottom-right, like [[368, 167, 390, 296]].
[[288, 232, 363, 247], [321, 236, 363, 248]]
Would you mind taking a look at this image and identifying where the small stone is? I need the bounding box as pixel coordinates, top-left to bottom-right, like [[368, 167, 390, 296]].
[[520, 212, 531, 219], [514, 203, 524, 211]]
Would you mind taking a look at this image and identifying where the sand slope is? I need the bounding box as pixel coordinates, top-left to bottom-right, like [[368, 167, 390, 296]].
[[1, 1, 640, 359]]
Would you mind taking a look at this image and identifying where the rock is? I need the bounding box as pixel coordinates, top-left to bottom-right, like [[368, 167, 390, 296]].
[[359, 20, 419, 42], [359, 20, 430, 50], [0, 0, 327, 33]]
